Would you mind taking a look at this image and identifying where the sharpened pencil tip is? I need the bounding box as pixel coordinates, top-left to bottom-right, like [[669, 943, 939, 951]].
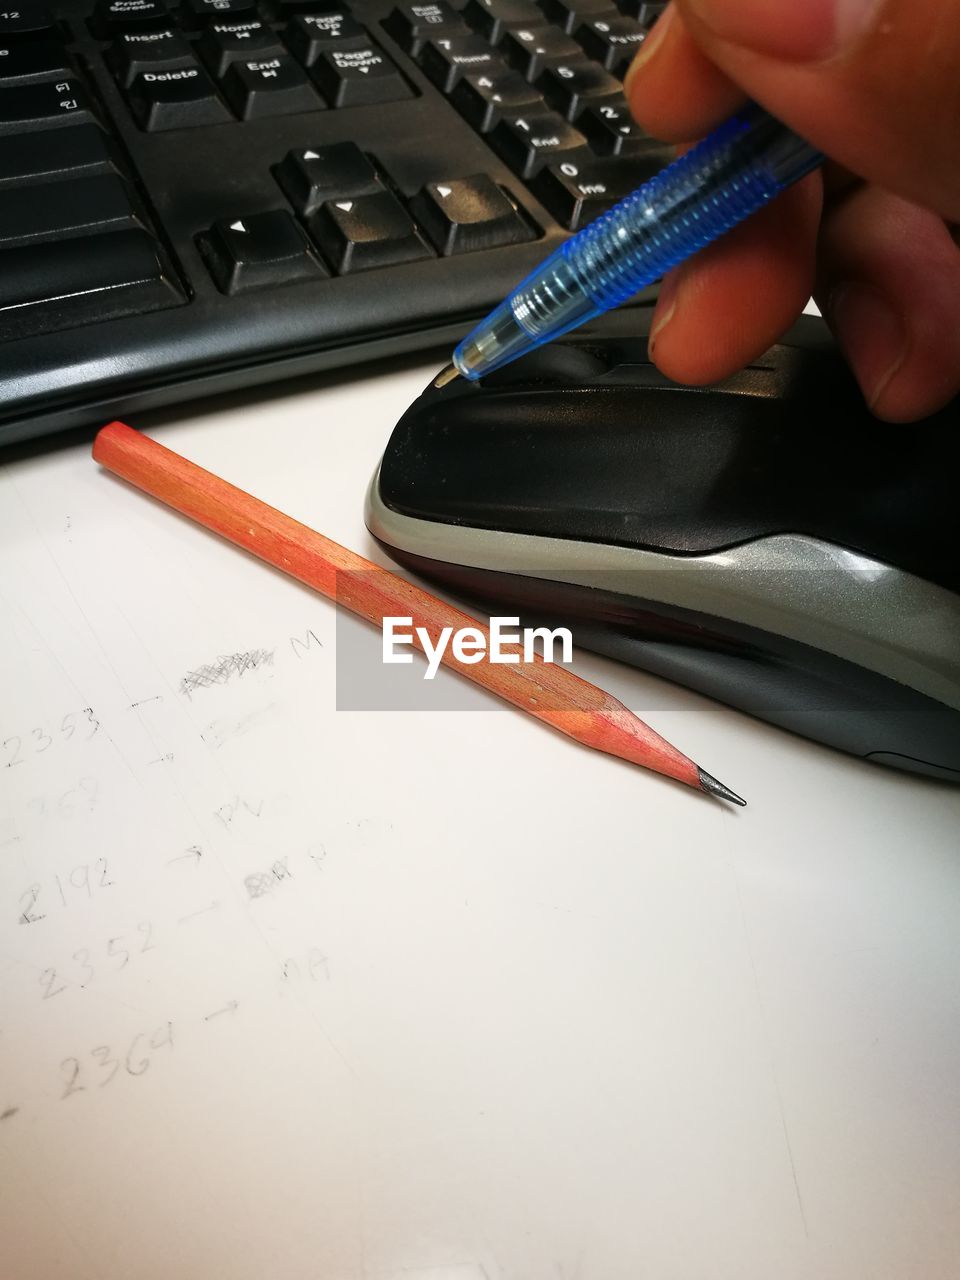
[[697, 767, 747, 807], [434, 363, 460, 388]]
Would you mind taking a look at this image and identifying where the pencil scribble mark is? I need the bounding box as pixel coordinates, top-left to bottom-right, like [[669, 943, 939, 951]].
[[148, 753, 174, 766], [203, 1000, 237, 1021], [128, 696, 163, 710], [178, 901, 220, 926], [180, 649, 274, 698], [168, 845, 202, 868], [200, 704, 278, 750], [1, 1106, 19, 1122], [290, 629, 323, 659]]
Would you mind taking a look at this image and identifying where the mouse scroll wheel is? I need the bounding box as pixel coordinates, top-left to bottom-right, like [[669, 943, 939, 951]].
[[479, 344, 610, 387]]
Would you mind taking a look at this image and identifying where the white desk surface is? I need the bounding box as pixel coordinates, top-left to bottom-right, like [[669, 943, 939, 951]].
[[1, 353, 958, 1280]]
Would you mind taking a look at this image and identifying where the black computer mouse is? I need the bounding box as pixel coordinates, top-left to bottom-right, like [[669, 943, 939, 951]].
[[365, 313, 960, 782]]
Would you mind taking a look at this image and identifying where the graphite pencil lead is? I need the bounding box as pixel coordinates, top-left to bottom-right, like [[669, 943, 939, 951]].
[[697, 767, 747, 807]]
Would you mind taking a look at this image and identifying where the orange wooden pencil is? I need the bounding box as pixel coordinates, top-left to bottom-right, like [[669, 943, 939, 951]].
[[93, 422, 745, 805]]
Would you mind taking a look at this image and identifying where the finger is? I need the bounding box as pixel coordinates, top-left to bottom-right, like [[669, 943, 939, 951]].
[[668, 0, 960, 220], [816, 187, 960, 421], [624, 4, 745, 142], [648, 174, 822, 384]]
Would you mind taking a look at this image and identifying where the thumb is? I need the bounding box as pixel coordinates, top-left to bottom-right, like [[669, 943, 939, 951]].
[[672, 0, 960, 220]]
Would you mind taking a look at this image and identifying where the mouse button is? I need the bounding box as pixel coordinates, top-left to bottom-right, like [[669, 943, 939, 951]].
[[866, 752, 960, 783], [478, 341, 611, 388]]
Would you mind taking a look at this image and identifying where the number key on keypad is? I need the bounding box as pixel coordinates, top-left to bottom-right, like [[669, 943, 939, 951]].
[[575, 15, 646, 76], [490, 109, 589, 178], [418, 34, 499, 92], [579, 97, 665, 156], [451, 65, 540, 132], [311, 190, 432, 273], [541, 0, 616, 33], [500, 25, 580, 81], [539, 60, 620, 121]]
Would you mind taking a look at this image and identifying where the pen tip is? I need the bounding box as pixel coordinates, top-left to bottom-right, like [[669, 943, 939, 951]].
[[697, 767, 747, 807], [434, 363, 460, 389]]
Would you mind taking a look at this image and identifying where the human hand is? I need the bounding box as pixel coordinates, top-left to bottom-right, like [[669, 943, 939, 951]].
[[624, 0, 960, 421]]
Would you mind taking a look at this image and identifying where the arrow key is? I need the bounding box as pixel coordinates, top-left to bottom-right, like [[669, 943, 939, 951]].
[[310, 190, 432, 273], [410, 174, 535, 254], [274, 142, 382, 215], [198, 209, 326, 293]]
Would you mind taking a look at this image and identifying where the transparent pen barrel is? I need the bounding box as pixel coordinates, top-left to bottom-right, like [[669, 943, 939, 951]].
[[454, 107, 821, 378]]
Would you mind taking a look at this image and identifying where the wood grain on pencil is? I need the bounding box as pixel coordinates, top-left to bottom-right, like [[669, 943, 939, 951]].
[[93, 421, 744, 803]]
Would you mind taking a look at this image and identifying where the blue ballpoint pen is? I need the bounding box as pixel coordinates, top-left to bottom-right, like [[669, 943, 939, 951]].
[[440, 104, 823, 385]]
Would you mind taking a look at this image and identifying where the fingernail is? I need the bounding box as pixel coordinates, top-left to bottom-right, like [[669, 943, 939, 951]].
[[648, 269, 683, 356], [828, 282, 907, 409], [623, 3, 674, 97], [685, 0, 882, 60]]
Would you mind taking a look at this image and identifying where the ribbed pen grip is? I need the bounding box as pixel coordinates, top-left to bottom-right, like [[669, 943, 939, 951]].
[[567, 110, 789, 309]]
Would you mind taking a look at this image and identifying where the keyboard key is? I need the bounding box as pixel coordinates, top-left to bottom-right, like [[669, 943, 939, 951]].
[[0, 228, 177, 319], [451, 65, 540, 132], [0, 4, 56, 36], [0, 38, 69, 85], [489, 109, 588, 177], [410, 174, 534, 254], [0, 172, 135, 245], [222, 53, 319, 118], [463, 0, 542, 43], [0, 123, 113, 184], [383, 2, 465, 55], [197, 21, 283, 78], [285, 12, 367, 65], [108, 30, 195, 87], [575, 15, 646, 75], [275, 141, 382, 215], [311, 43, 412, 108], [199, 210, 325, 293], [578, 97, 665, 156], [126, 64, 231, 129], [310, 190, 431, 273], [93, 0, 170, 34], [540, 0, 617, 34], [0, 79, 95, 132], [532, 153, 664, 227], [181, 0, 258, 26], [539, 60, 620, 121], [418, 34, 499, 92], [499, 25, 580, 81], [614, 0, 665, 22]]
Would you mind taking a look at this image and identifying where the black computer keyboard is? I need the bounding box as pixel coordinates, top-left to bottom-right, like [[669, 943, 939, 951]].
[[0, 0, 669, 443]]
